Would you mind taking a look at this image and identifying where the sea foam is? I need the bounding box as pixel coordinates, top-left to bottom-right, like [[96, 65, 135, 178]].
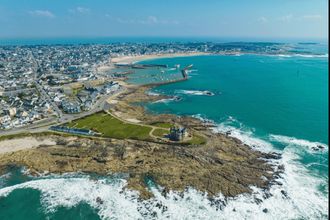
[[270, 134, 328, 153], [176, 90, 215, 96], [0, 118, 328, 219], [0, 153, 328, 220]]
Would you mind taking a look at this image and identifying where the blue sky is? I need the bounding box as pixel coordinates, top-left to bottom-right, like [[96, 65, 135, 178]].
[[0, 0, 328, 39]]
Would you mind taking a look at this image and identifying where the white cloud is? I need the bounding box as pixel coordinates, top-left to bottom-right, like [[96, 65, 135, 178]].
[[116, 16, 179, 25], [278, 14, 293, 22], [29, 10, 55, 18], [302, 14, 322, 20], [116, 17, 135, 24], [69, 7, 90, 14], [139, 16, 158, 24], [258, 16, 268, 23], [77, 7, 90, 14]]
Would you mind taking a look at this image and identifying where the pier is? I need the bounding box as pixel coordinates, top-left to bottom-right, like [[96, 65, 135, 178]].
[[181, 64, 193, 78], [144, 77, 188, 86], [143, 64, 192, 86], [115, 63, 168, 68]]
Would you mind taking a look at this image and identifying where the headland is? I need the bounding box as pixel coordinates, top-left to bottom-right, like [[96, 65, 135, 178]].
[[0, 52, 282, 200]]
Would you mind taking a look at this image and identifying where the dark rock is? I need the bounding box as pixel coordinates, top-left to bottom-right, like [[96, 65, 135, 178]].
[[263, 208, 268, 213], [264, 152, 281, 160], [277, 165, 285, 171], [93, 157, 107, 164], [254, 197, 263, 204], [96, 197, 103, 204], [280, 190, 288, 198], [311, 147, 319, 151], [263, 191, 273, 199], [136, 159, 144, 164]]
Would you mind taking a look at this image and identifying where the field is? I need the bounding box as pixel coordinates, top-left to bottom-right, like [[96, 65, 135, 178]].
[[152, 128, 169, 137], [186, 134, 206, 145], [149, 122, 173, 129], [66, 112, 152, 140], [64, 111, 206, 144]]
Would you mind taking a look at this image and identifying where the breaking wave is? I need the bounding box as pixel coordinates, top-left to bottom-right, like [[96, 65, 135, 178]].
[[176, 90, 215, 96], [275, 54, 328, 58], [146, 91, 160, 96], [0, 152, 328, 220], [152, 96, 182, 104], [270, 134, 328, 153], [0, 117, 328, 219]]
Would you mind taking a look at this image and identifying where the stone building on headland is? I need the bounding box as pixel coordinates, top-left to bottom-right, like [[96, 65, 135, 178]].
[[168, 126, 186, 141]]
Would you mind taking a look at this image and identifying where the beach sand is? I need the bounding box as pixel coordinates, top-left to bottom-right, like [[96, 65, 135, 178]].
[[110, 52, 210, 64], [0, 137, 56, 154]]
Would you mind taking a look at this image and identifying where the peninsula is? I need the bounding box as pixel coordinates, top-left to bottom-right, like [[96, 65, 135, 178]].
[[0, 43, 283, 200]]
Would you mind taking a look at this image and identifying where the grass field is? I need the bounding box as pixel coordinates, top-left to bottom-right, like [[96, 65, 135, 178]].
[[152, 128, 170, 138], [66, 112, 152, 140], [64, 112, 207, 144], [150, 122, 173, 129], [186, 134, 206, 145]]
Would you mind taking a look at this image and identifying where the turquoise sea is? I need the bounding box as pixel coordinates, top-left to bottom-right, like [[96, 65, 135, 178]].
[[0, 44, 328, 219]]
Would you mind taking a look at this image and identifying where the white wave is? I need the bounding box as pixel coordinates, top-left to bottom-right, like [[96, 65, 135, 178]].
[[270, 134, 328, 152], [147, 91, 160, 96], [212, 120, 274, 152], [294, 54, 328, 58], [208, 118, 328, 219], [0, 177, 144, 219], [219, 146, 328, 220], [0, 154, 328, 220], [176, 90, 215, 96], [0, 118, 328, 219], [275, 54, 328, 58], [152, 96, 182, 104], [277, 54, 292, 58], [194, 115, 273, 152]]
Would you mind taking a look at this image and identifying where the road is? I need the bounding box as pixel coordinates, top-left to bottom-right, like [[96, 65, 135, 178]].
[[0, 88, 125, 137], [0, 50, 125, 137]]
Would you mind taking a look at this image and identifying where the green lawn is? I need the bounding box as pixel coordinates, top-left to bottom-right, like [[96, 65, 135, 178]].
[[66, 112, 152, 140], [150, 122, 173, 129], [186, 135, 206, 145], [152, 128, 169, 137]]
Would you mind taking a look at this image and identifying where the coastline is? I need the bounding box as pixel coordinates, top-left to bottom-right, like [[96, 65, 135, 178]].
[[110, 52, 210, 64], [0, 52, 281, 201]]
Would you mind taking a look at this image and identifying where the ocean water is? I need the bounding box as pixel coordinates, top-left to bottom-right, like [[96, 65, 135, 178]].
[[0, 47, 328, 219]]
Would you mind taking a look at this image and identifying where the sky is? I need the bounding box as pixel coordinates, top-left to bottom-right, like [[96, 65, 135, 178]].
[[0, 0, 328, 40]]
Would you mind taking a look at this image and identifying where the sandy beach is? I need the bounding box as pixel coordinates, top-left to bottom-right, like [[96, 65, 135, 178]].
[[0, 137, 56, 154], [110, 52, 210, 64]]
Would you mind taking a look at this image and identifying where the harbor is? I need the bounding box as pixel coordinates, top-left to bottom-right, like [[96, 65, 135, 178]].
[[116, 63, 193, 86]]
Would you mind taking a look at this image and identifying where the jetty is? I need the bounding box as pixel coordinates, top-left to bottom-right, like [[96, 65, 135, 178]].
[[181, 64, 193, 78], [115, 63, 168, 68], [144, 77, 187, 86], [144, 64, 193, 86]]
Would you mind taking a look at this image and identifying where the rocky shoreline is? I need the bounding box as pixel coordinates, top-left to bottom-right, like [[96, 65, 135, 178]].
[[0, 84, 283, 200]]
